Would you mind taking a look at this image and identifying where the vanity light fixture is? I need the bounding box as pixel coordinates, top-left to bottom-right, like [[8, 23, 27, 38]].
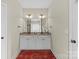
[[25, 14, 32, 18], [39, 14, 46, 19]]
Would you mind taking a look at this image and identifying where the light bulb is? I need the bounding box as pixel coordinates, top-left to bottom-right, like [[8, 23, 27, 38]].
[[25, 15, 29, 18], [39, 14, 46, 19], [25, 14, 32, 18], [42, 15, 45, 18]]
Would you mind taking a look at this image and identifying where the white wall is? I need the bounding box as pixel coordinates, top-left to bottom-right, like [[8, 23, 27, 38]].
[[17, 17, 26, 33], [48, 0, 69, 59], [7, 0, 23, 59]]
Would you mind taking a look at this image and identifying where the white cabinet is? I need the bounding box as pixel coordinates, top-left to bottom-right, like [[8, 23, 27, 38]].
[[20, 35, 51, 50], [20, 35, 36, 49], [37, 35, 51, 49]]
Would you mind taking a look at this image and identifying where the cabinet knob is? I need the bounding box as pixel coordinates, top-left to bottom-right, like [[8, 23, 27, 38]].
[[42, 39, 45, 40], [26, 39, 29, 40]]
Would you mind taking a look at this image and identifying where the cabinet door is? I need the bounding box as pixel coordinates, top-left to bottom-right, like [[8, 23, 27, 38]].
[[20, 35, 36, 49], [28, 37, 36, 49], [20, 38, 27, 49], [20, 36, 33, 49], [37, 36, 51, 49]]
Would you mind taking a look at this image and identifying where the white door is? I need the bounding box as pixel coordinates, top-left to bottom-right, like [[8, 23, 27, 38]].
[[69, 0, 78, 59], [1, 2, 7, 59]]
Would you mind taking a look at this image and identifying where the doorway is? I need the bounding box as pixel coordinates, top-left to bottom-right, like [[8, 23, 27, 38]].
[[1, 0, 78, 59]]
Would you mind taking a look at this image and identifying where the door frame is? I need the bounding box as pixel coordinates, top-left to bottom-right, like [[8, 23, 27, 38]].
[[69, 0, 78, 59], [1, 1, 7, 59]]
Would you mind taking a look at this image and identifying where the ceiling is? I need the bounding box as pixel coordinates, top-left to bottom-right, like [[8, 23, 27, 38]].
[[18, 0, 53, 8]]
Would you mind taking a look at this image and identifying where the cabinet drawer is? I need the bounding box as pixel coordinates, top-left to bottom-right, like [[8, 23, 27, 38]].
[[39, 36, 50, 40], [20, 35, 33, 40]]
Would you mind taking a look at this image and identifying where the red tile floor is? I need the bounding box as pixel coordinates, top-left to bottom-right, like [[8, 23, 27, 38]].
[[16, 50, 56, 59]]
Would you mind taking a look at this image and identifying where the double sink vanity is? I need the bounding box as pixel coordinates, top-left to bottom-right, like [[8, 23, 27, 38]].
[[20, 32, 52, 50]]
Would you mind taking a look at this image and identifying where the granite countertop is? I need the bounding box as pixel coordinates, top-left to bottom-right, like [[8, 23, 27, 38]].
[[20, 32, 51, 35]]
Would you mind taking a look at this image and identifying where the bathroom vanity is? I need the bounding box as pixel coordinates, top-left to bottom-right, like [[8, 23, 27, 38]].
[[20, 32, 52, 50]]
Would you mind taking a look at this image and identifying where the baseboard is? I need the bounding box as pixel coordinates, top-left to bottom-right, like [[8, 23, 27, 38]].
[[51, 50, 68, 59], [11, 50, 20, 59]]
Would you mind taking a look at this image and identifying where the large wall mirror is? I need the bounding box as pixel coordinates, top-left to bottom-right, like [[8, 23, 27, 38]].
[[31, 18, 41, 32], [23, 8, 48, 33]]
